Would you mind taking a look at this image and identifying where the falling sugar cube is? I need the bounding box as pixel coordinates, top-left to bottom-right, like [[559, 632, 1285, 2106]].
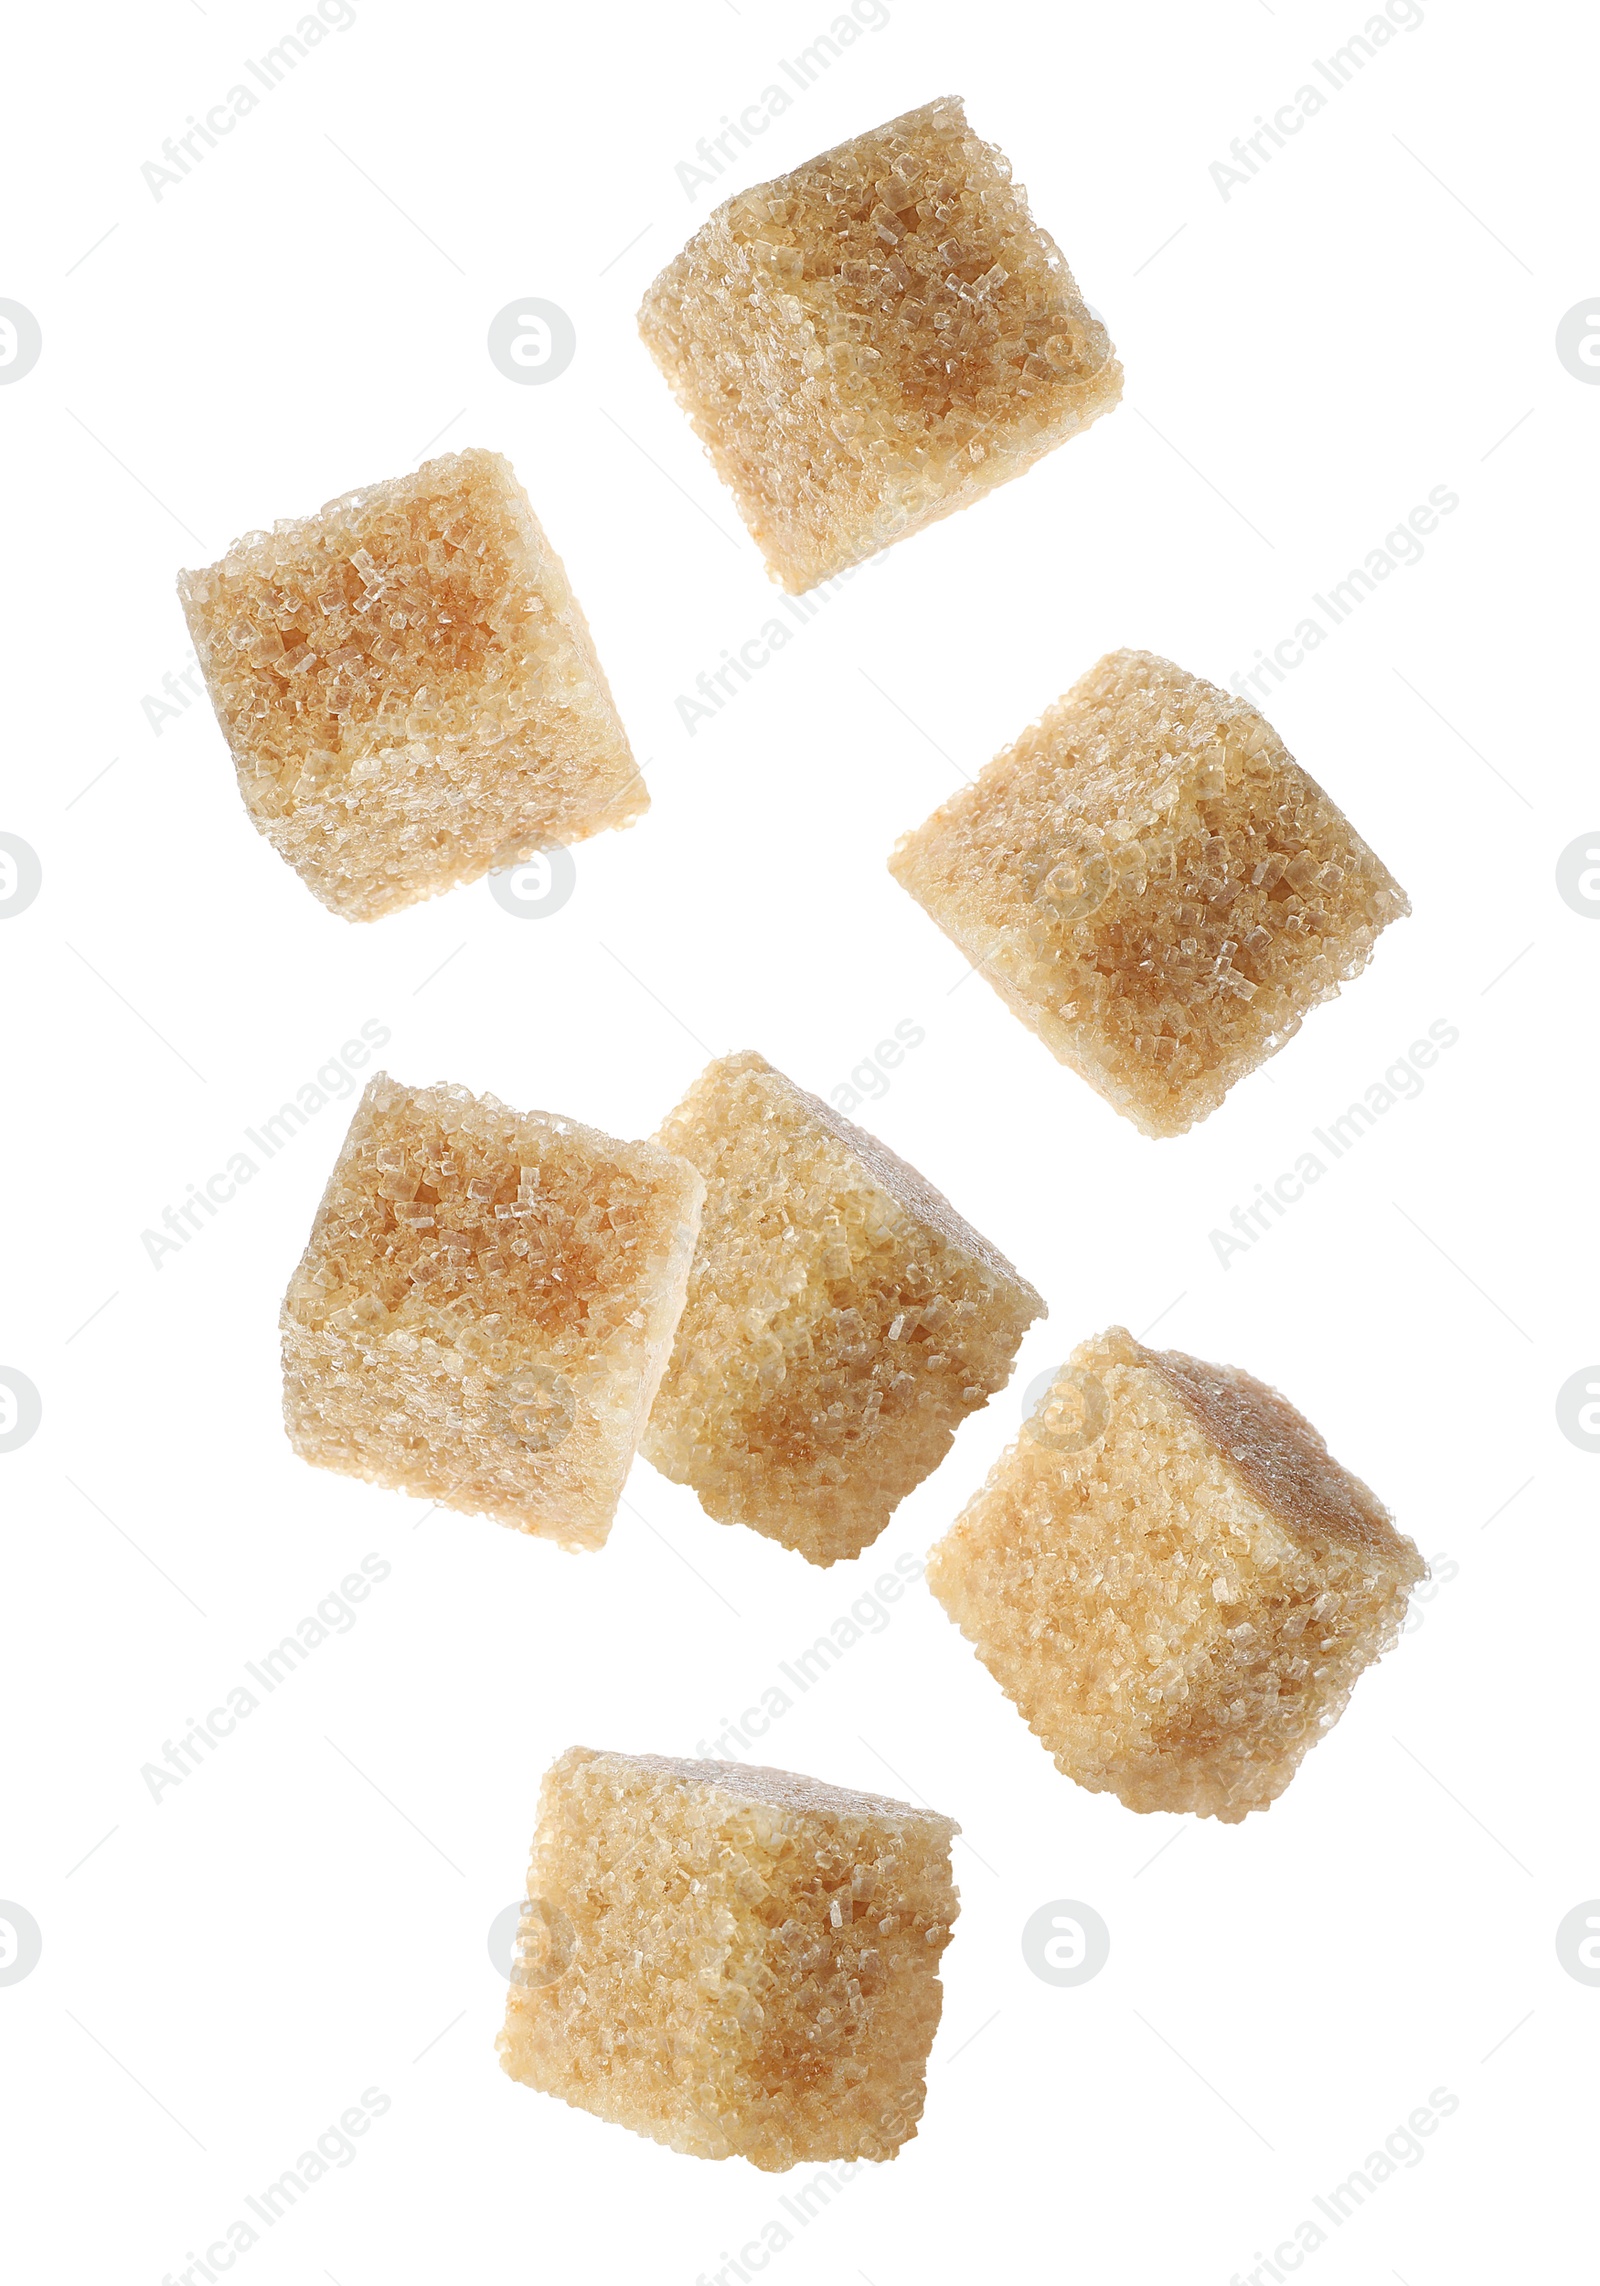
[[639, 98, 1121, 592], [497, 1747, 959, 2167], [641, 1052, 1044, 1565], [179, 449, 644, 920], [281, 1075, 703, 1549], [890, 650, 1411, 1137], [927, 1326, 1424, 1820]]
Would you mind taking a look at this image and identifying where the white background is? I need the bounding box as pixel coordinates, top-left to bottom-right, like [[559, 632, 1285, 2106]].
[[2, 1, 1594, 2280]]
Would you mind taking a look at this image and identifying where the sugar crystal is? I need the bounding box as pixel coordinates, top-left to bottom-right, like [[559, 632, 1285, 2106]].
[[282, 1074, 702, 1549], [638, 99, 1120, 592], [497, 1748, 959, 2166], [927, 1326, 1424, 1819], [179, 450, 643, 920], [889, 650, 1410, 1136], [641, 1052, 1044, 1565]]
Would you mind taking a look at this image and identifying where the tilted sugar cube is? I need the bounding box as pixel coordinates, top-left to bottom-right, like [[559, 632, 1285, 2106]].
[[641, 1051, 1044, 1565], [927, 1326, 1424, 1820], [497, 1747, 959, 2168], [639, 97, 1121, 592], [179, 449, 644, 920], [281, 1075, 703, 1549], [890, 650, 1411, 1137]]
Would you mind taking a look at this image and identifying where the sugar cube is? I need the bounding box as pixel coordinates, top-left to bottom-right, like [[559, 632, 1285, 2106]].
[[889, 650, 1411, 1137], [642, 1052, 1044, 1564], [497, 1747, 959, 2167], [927, 1326, 1424, 1820], [282, 1075, 703, 1549], [639, 98, 1121, 592], [179, 449, 643, 920]]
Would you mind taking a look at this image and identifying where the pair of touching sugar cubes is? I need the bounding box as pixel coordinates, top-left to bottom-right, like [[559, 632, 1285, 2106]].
[[184, 98, 1424, 2172]]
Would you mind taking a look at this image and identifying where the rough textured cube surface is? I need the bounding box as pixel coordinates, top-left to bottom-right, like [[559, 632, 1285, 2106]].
[[890, 650, 1410, 1137], [497, 1747, 958, 2168], [639, 97, 1120, 592], [179, 449, 643, 920], [641, 1052, 1044, 1565], [927, 1327, 1424, 1820], [282, 1075, 702, 1549]]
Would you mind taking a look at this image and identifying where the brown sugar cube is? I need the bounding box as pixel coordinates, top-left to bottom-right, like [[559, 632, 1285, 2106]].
[[497, 1747, 959, 2168], [641, 1051, 1044, 1566], [927, 1326, 1425, 1821], [638, 97, 1121, 592], [178, 449, 644, 920], [889, 650, 1411, 1138], [281, 1075, 703, 1550]]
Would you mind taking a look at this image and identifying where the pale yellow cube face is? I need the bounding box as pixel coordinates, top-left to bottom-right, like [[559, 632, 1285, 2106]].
[[497, 1748, 959, 2170], [641, 1052, 1045, 1565], [179, 449, 644, 920], [928, 1327, 1425, 1820], [281, 1076, 703, 1550], [891, 651, 1410, 1137], [639, 97, 1121, 592]]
